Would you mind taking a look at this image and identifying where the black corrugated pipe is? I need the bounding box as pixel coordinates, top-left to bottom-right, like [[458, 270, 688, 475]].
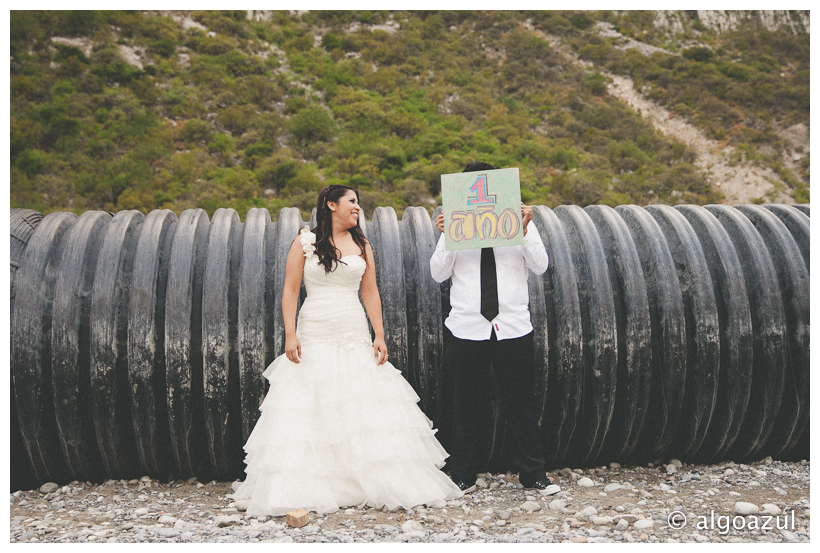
[[9, 204, 810, 490]]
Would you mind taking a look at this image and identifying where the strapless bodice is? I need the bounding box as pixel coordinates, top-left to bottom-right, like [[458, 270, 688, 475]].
[[297, 253, 370, 347]]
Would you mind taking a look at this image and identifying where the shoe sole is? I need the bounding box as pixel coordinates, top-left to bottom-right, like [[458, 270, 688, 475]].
[[522, 483, 561, 494], [460, 485, 476, 494]]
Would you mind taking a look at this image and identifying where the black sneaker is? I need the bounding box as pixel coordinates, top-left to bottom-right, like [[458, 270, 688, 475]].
[[523, 478, 561, 495], [455, 480, 476, 494]]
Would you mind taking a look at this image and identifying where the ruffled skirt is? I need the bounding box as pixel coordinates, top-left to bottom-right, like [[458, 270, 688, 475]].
[[230, 335, 462, 516]]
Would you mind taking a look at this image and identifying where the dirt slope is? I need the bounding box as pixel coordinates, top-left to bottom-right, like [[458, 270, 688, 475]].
[[523, 22, 798, 205]]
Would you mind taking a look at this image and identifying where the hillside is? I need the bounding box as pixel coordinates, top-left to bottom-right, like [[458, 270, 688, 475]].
[[10, 10, 809, 219]]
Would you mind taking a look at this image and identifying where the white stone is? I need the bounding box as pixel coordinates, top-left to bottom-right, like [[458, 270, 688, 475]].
[[609, 462, 621, 469], [724, 469, 735, 476], [401, 520, 424, 533], [761, 504, 781, 515], [577, 478, 595, 487], [734, 502, 760, 516], [158, 515, 177, 524], [604, 483, 623, 492], [634, 519, 654, 529], [549, 499, 567, 510], [591, 516, 612, 525], [580, 506, 598, 517], [39, 483, 59, 494], [666, 464, 677, 474], [214, 515, 241, 527], [521, 501, 541, 513], [133, 508, 149, 516]]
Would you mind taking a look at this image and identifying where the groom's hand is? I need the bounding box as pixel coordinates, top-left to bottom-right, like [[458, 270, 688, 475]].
[[521, 203, 533, 236]]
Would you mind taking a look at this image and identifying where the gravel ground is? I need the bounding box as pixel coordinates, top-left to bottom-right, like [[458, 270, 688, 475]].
[[10, 457, 809, 543]]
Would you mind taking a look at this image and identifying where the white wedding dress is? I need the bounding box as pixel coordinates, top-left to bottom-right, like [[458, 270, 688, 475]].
[[231, 234, 462, 516]]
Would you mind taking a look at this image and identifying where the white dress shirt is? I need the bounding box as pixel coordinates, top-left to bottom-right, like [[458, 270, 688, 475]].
[[430, 226, 549, 341]]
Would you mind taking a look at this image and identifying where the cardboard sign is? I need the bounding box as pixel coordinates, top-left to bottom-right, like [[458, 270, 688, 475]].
[[441, 167, 523, 251]]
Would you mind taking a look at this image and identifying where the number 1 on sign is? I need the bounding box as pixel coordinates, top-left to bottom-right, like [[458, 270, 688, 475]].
[[467, 174, 496, 205]]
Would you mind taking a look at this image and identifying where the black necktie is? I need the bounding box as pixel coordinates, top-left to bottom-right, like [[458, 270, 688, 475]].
[[480, 247, 499, 322]]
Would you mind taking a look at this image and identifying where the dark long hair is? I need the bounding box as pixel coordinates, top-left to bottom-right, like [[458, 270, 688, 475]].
[[310, 185, 368, 273], [463, 160, 496, 173]]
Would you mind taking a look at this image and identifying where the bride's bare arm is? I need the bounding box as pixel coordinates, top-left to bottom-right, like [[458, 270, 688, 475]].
[[360, 243, 388, 365], [282, 236, 306, 363]]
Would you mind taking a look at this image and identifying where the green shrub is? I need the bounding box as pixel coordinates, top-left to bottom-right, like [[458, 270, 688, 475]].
[[53, 10, 107, 37], [582, 72, 609, 95], [285, 97, 309, 114], [607, 141, 650, 173], [321, 34, 342, 51], [150, 36, 177, 58], [53, 43, 89, 64], [15, 149, 54, 177], [209, 133, 234, 154], [180, 119, 213, 143], [682, 47, 713, 62], [287, 106, 336, 145], [256, 152, 300, 191], [217, 104, 257, 136], [91, 60, 143, 84], [550, 148, 579, 170]]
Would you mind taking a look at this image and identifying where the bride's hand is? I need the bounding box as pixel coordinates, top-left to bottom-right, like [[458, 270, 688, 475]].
[[285, 334, 301, 363], [373, 337, 388, 366]]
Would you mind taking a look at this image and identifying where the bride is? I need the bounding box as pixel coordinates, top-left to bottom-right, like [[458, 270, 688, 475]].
[[231, 185, 462, 516]]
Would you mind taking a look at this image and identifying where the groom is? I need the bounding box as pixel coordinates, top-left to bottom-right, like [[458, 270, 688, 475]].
[[430, 161, 559, 495]]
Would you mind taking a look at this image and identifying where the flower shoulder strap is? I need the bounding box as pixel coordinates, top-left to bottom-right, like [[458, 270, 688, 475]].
[[299, 226, 316, 258]]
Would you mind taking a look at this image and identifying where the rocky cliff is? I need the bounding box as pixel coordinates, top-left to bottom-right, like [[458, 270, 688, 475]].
[[654, 10, 809, 35]]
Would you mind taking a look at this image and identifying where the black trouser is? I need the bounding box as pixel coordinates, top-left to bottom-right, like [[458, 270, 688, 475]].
[[445, 329, 546, 486]]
